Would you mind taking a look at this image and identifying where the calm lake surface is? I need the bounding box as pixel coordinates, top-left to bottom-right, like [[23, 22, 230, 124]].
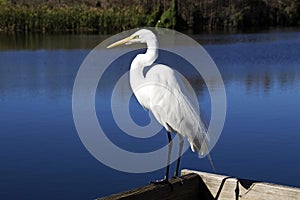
[[1, 29, 300, 199]]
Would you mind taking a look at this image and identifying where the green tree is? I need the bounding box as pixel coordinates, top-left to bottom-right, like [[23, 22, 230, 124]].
[[156, 0, 187, 30]]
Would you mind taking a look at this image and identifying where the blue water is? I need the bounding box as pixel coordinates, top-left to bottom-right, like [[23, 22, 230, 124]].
[[1, 30, 300, 199]]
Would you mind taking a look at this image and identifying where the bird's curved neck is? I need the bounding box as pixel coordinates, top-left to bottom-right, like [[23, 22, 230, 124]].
[[132, 40, 158, 70], [130, 40, 158, 89]]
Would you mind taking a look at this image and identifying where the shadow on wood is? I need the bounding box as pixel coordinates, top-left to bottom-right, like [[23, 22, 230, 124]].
[[182, 169, 300, 200], [214, 176, 258, 200], [96, 173, 214, 200]]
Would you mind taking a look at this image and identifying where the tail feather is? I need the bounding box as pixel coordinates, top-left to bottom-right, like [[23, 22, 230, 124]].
[[190, 134, 216, 173], [207, 153, 216, 173]]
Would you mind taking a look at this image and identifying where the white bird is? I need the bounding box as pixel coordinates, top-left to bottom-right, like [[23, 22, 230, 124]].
[[107, 29, 214, 183]]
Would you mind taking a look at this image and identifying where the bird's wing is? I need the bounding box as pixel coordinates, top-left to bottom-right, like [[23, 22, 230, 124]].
[[145, 64, 210, 157]]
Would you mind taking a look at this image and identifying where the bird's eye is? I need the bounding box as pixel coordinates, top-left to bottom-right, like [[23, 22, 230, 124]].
[[133, 35, 139, 39]]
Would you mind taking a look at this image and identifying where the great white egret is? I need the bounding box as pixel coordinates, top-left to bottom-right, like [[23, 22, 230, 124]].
[[107, 29, 213, 183]]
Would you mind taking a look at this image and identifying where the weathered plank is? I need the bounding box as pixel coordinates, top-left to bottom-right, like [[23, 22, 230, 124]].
[[97, 169, 300, 200], [181, 169, 300, 200], [96, 173, 213, 200]]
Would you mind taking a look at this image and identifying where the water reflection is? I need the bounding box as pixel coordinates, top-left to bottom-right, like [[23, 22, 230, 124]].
[[243, 70, 299, 94], [190, 27, 300, 45], [0, 33, 108, 50], [0, 49, 299, 99], [205, 32, 300, 94], [0, 50, 88, 99]]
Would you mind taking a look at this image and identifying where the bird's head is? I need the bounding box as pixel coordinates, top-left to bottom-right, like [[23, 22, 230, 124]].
[[107, 29, 157, 48]]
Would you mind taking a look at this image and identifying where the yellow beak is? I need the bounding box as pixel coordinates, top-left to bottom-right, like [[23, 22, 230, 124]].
[[107, 35, 135, 48]]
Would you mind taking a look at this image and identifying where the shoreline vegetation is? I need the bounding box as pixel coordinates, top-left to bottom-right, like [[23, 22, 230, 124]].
[[0, 0, 299, 34]]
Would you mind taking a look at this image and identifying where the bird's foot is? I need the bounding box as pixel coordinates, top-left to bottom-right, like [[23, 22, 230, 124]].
[[172, 176, 184, 185], [150, 178, 170, 185], [150, 177, 173, 191]]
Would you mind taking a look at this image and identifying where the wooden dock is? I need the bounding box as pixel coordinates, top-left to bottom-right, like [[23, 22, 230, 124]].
[[97, 169, 300, 200]]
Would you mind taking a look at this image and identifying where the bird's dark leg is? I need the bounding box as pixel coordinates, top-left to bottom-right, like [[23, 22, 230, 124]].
[[150, 131, 173, 185], [175, 135, 184, 177], [165, 131, 172, 180]]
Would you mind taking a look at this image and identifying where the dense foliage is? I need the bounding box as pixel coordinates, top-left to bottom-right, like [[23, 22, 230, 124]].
[[0, 0, 299, 33], [0, 5, 147, 33]]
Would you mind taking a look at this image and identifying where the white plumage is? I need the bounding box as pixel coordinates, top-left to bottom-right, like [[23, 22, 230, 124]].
[[107, 29, 212, 181]]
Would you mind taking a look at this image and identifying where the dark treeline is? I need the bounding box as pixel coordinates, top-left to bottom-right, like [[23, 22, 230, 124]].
[[0, 0, 299, 33]]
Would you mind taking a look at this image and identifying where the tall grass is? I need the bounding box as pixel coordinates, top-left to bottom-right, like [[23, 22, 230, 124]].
[[0, 0, 299, 33], [0, 5, 148, 33]]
